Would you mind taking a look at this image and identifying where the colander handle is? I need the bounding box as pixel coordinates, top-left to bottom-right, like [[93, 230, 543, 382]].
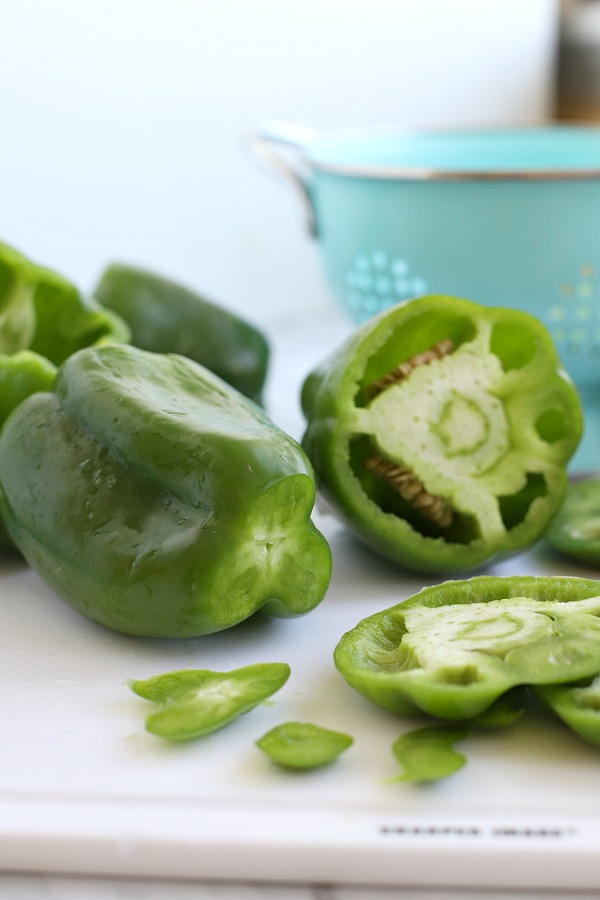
[[246, 121, 318, 236]]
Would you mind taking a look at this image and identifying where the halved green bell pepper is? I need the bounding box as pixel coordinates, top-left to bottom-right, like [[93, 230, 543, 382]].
[[334, 575, 600, 720], [0, 241, 129, 367], [0, 241, 129, 422], [302, 296, 582, 574], [93, 263, 269, 404], [0, 343, 331, 637]]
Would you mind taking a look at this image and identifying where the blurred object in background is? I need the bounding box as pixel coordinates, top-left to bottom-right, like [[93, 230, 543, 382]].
[[557, 0, 600, 120], [0, 1, 560, 323]]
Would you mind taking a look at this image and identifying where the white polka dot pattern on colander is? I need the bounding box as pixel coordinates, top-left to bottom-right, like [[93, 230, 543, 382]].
[[345, 251, 427, 321]]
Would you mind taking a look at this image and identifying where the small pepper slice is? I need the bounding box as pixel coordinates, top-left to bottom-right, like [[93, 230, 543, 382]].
[[334, 575, 600, 720], [256, 721, 353, 769], [0, 344, 331, 637], [390, 724, 470, 783], [129, 663, 291, 741], [544, 478, 600, 568], [301, 296, 582, 574], [93, 263, 269, 405]]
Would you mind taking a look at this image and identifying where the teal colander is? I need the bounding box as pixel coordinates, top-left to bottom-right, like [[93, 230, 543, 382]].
[[250, 122, 600, 472]]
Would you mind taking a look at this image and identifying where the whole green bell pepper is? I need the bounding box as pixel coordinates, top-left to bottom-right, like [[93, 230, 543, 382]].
[[334, 575, 600, 720], [93, 263, 269, 404], [302, 295, 582, 574], [0, 343, 331, 637]]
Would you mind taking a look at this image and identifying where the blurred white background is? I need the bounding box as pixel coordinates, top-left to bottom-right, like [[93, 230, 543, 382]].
[[0, 0, 559, 330]]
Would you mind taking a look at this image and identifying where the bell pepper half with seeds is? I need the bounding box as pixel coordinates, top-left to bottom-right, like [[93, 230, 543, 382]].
[[0, 241, 129, 373], [301, 295, 582, 574], [0, 343, 331, 637], [93, 263, 269, 405]]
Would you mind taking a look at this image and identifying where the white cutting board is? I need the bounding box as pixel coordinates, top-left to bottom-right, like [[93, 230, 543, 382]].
[[3, 313, 600, 892], [3, 513, 600, 892]]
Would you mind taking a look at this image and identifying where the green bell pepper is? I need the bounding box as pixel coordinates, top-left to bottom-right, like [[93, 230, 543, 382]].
[[334, 575, 600, 720], [0, 350, 57, 550], [0, 343, 331, 637], [0, 242, 130, 550], [0, 350, 56, 432], [93, 263, 269, 404], [302, 296, 582, 574], [0, 241, 129, 367]]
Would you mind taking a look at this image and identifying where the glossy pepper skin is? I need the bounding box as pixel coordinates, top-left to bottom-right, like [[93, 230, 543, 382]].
[[334, 575, 600, 720], [301, 295, 582, 574], [0, 344, 331, 637], [93, 263, 270, 405]]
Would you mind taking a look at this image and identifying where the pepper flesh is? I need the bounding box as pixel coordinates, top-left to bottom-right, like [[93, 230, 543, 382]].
[[302, 295, 582, 574], [334, 575, 600, 720], [0, 343, 331, 637], [93, 263, 269, 404]]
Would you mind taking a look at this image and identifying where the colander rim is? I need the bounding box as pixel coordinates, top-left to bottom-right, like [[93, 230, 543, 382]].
[[303, 123, 600, 181]]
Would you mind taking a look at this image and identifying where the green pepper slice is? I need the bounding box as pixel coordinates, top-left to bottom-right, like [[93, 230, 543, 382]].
[[390, 724, 470, 783], [93, 263, 269, 404], [256, 721, 353, 769], [0, 343, 331, 637], [130, 663, 291, 741], [544, 478, 600, 568], [301, 296, 581, 574], [334, 575, 600, 720]]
